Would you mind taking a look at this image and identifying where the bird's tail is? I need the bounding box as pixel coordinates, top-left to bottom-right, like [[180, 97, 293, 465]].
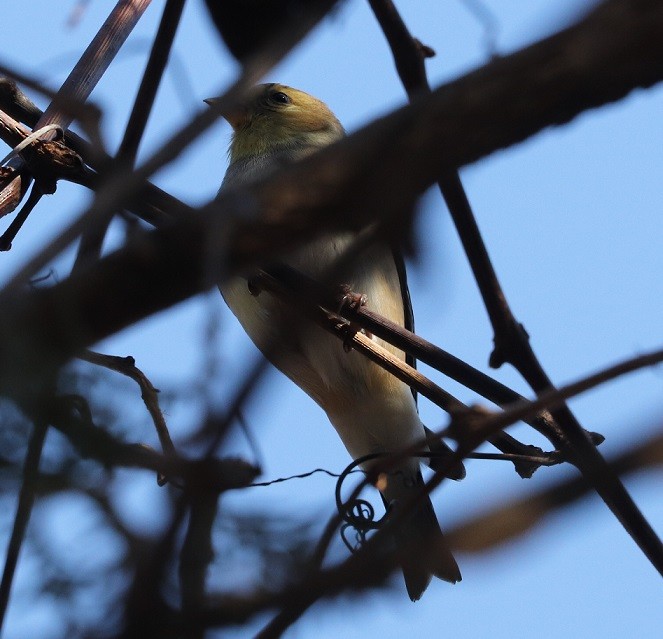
[[382, 469, 461, 601]]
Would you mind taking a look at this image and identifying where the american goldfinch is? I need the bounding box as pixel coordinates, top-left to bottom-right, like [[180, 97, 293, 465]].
[[211, 83, 461, 600]]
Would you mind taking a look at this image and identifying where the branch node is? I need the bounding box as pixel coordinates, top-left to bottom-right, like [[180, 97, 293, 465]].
[[413, 38, 435, 59]]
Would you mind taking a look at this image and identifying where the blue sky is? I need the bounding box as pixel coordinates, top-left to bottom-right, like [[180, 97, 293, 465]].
[[1, 1, 662, 637]]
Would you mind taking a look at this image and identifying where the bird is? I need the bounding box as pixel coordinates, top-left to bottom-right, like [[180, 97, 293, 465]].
[[209, 83, 461, 600]]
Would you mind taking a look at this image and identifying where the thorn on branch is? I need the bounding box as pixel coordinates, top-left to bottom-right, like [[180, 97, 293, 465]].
[[413, 38, 435, 59]]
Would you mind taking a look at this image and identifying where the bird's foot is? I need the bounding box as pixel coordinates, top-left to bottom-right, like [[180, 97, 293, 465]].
[[336, 285, 371, 351], [336, 285, 368, 315]]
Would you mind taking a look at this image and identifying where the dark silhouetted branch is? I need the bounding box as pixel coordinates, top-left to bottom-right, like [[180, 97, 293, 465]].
[[367, 0, 663, 582], [73, 0, 187, 272], [1, 0, 661, 402]]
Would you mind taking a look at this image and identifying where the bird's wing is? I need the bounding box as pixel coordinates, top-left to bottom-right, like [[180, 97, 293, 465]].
[[391, 247, 417, 404], [391, 248, 465, 480]]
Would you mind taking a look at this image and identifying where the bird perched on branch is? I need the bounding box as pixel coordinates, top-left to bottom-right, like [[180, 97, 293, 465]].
[[208, 83, 461, 600]]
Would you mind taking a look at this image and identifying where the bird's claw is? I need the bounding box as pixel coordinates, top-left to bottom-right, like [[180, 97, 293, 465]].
[[336, 285, 371, 349], [336, 285, 367, 315]]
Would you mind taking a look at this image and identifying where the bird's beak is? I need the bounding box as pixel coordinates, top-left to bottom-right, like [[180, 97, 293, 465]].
[[204, 96, 249, 130]]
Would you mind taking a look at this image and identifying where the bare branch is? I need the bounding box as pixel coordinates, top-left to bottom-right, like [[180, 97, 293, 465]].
[[0, 0, 154, 219], [73, 0, 187, 272], [448, 430, 663, 552], [2, 0, 341, 293], [158, 428, 663, 633], [78, 350, 176, 481], [0, 0, 661, 401]]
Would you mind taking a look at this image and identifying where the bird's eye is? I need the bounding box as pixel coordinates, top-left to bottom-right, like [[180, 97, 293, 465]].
[[270, 91, 291, 105]]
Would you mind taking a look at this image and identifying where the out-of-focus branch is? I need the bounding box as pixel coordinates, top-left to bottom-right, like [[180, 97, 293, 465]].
[[39, 395, 259, 491], [448, 430, 663, 552], [2, 0, 341, 295], [118, 0, 185, 164], [179, 490, 218, 639], [0, 420, 47, 634], [119, 356, 270, 638], [0, 0, 662, 399], [239, 341, 663, 637], [158, 428, 663, 634]]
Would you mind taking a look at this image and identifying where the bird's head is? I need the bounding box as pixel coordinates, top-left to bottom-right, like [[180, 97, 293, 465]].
[[206, 83, 344, 164]]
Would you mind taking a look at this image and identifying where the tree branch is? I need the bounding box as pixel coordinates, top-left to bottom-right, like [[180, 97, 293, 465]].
[[72, 0, 187, 272], [0, 0, 154, 219], [1, 0, 661, 397]]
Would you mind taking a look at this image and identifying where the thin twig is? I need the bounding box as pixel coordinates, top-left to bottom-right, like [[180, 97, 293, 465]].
[[0, 183, 44, 250], [78, 350, 176, 484]]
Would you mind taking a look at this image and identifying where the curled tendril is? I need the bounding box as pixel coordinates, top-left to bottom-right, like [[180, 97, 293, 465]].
[[333, 448, 461, 553], [333, 442, 558, 555], [339, 500, 376, 552], [334, 452, 390, 552]]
